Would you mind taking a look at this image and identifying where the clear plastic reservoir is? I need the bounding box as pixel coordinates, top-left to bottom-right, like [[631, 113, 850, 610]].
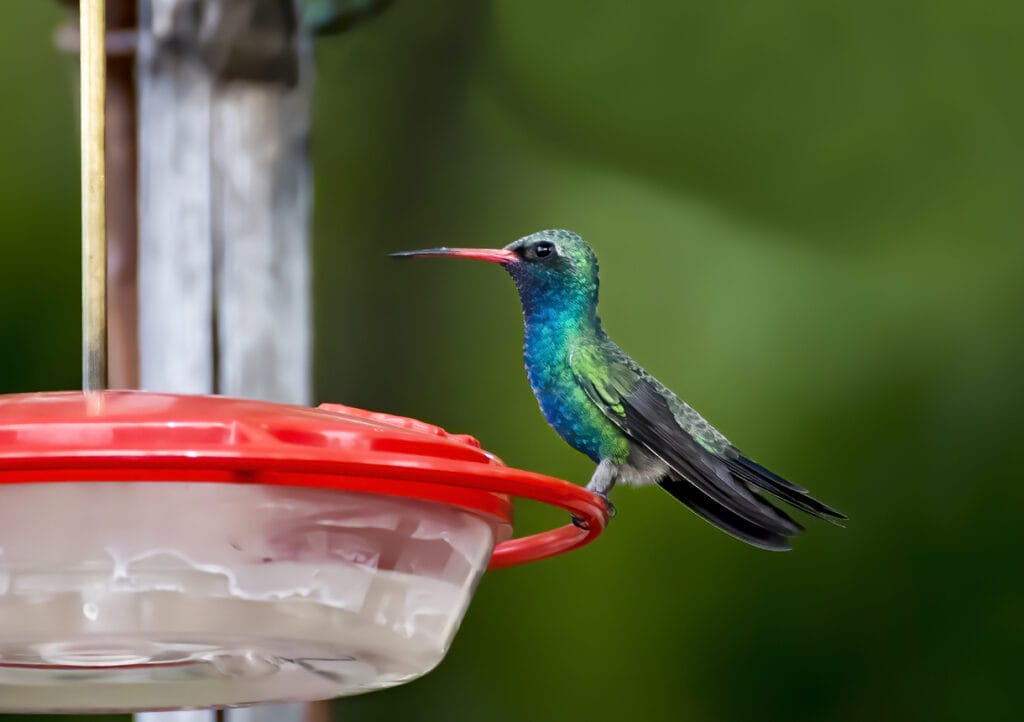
[[0, 482, 498, 712]]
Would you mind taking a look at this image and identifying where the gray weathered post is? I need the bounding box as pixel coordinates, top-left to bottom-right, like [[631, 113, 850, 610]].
[[138, 0, 311, 403]]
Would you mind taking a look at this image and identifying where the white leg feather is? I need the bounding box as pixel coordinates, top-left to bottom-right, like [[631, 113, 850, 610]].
[[585, 458, 618, 496]]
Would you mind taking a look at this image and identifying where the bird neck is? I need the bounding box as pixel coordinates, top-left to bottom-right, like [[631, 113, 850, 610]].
[[507, 265, 603, 359], [520, 290, 603, 361], [518, 280, 598, 328], [512, 266, 598, 321]]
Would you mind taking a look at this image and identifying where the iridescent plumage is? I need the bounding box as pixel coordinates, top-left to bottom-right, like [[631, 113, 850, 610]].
[[392, 230, 846, 550]]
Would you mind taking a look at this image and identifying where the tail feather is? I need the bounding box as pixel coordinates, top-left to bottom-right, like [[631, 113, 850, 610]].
[[723, 454, 847, 526], [658, 454, 846, 549], [657, 478, 798, 551]]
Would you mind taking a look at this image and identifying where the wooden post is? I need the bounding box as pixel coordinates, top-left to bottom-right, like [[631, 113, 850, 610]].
[[106, 0, 140, 388], [211, 60, 312, 404], [136, 0, 314, 719], [137, 0, 215, 395], [137, 0, 311, 404]]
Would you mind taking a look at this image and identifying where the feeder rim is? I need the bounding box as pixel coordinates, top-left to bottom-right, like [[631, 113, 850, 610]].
[[0, 390, 610, 569]]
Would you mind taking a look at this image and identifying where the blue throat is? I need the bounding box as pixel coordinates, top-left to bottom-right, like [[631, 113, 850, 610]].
[[505, 268, 618, 463]]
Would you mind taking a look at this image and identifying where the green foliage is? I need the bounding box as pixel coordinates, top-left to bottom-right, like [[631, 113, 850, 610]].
[[2, 1, 1023, 721]]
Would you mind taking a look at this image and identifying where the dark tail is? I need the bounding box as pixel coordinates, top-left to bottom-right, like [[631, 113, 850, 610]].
[[723, 454, 847, 525], [657, 478, 800, 551], [658, 454, 846, 551]]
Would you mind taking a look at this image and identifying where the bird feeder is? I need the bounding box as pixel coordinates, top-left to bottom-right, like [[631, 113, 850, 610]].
[[0, 391, 607, 712], [0, 1, 608, 713]]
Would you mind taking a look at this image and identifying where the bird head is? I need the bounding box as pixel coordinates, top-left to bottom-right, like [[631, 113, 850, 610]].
[[391, 229, 600, 318]]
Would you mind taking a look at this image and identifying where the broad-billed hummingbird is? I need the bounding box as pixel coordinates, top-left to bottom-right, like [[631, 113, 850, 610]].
[[392, 230, 845, 550]]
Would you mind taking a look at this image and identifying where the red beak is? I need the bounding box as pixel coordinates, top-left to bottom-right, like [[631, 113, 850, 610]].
[[389, 247, 518, 264]]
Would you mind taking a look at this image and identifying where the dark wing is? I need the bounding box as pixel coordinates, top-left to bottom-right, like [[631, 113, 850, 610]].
[[570, 344, 821, 549]]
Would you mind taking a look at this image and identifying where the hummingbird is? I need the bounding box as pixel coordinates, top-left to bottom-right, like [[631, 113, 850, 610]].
[[391, 230, 845, 550]]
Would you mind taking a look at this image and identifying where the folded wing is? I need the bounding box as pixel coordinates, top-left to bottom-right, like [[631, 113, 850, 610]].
[[570, 343, 845, 550]]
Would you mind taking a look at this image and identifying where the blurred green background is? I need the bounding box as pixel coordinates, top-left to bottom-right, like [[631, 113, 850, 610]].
[[2, 1, 1023, 720]]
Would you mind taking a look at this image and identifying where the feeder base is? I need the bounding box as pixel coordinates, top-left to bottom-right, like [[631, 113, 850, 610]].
[[0, 482, 497, 712]]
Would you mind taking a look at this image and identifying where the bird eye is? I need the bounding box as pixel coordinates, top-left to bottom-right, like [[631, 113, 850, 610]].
[[533, 241, 554, 258]]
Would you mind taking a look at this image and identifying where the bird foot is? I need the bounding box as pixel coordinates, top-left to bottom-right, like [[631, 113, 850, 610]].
[[571, 493, 616, 529]]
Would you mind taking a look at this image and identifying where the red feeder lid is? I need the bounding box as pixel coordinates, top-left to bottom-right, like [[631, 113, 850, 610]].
[[0, 391, 609, 569]]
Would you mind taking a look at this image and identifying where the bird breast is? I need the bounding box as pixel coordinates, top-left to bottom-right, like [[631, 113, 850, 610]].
[[523, 323, 624, 463]]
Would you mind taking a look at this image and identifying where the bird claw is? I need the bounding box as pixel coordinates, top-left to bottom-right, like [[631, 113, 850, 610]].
[[570, 494, 616, 529]]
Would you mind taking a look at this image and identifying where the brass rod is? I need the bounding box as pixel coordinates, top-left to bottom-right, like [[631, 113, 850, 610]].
[[81, 0, 108, 390]]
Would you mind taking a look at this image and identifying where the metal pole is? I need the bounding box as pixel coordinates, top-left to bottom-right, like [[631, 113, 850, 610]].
[[79, 2, 196, 719], [80, 0, 107, 391]]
